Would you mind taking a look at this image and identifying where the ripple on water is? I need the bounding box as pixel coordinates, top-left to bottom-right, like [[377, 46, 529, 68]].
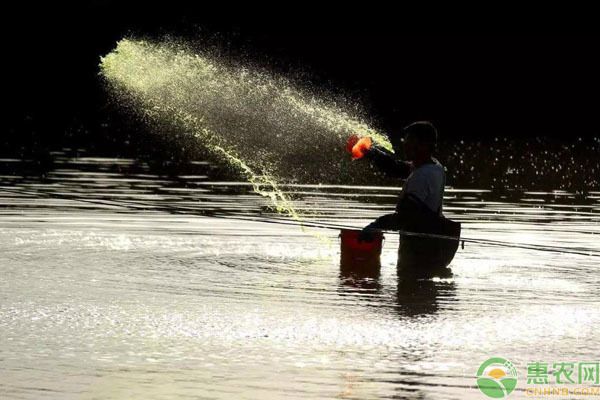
[[0, 158, 599, 399]]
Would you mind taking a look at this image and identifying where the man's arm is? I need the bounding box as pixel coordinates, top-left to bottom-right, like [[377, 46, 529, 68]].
[[365, 146, 412, 179], [364, 213, 402, 231], [359, 195, 429, 240]]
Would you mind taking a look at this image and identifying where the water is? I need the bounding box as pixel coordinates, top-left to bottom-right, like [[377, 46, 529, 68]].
[[1, 155, 599, 399], [99, 38, 394, 217], [98, 37, 600, 246]]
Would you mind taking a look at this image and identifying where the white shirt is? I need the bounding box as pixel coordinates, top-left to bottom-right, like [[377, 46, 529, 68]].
[[401, 158, 445, 215]]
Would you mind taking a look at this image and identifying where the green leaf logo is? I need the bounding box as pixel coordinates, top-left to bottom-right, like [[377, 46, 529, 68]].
[[476, 357, 518, 398]]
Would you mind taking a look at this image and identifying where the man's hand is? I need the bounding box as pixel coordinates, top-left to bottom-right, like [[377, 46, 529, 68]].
[[358, 226, 378, 242]]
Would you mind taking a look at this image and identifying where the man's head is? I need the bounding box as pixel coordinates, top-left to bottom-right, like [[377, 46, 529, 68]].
[[391, 121, 438, 161]]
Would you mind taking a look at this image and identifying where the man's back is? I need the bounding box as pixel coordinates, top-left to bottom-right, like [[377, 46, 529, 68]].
[[401, 159, 445, 215]]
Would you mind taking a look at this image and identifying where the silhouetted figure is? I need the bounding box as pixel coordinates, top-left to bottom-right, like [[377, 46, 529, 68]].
[[357, 121, 460, 278]]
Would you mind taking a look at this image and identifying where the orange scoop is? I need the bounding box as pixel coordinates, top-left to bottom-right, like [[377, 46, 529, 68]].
[[346, 134, 359, 153], [346, 135, 372, 160]]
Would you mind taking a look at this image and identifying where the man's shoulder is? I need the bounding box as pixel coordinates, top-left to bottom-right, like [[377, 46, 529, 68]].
[[414, 160, 444, 176], [431, 158, 444, 169]]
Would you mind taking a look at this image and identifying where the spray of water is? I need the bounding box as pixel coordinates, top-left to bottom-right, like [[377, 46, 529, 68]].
[[99, 38, 392, 217]]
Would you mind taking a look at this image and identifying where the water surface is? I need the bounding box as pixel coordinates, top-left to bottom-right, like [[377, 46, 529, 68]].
[[1, 156, 599, 399]]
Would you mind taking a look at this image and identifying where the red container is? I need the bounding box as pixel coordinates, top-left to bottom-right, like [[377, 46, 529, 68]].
[[339, 229, 384, 268]]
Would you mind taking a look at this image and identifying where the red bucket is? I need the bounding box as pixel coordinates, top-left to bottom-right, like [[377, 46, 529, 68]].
[[339, 229, 384, 267]]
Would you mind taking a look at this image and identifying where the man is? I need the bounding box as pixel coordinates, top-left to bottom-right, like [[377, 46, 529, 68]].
[[354, 121, 459, 276]]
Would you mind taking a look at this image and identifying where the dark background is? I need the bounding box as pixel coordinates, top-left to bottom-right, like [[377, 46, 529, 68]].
[[4, 2, 600, 158]]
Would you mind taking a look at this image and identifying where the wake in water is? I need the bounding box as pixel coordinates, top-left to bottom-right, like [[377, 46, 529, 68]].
[[100, 38, 393, 216]]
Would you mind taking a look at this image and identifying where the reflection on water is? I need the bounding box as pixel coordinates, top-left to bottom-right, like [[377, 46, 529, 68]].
[[395, 279, 457, 317], [1, 154, 599, 399], [339, 271, 457, 318]]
